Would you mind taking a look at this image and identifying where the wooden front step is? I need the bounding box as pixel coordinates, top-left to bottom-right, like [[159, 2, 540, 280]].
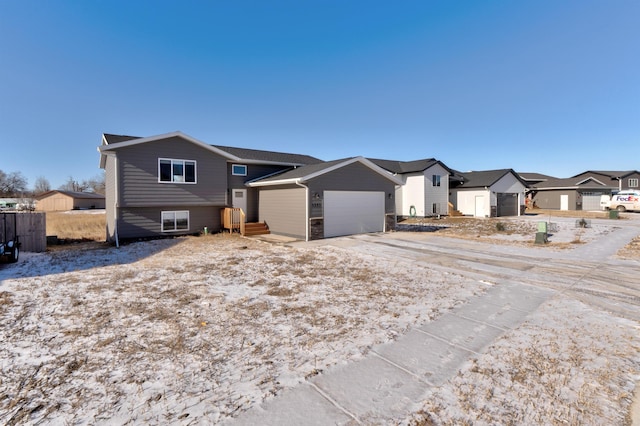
[[244, 222, 270, 236]]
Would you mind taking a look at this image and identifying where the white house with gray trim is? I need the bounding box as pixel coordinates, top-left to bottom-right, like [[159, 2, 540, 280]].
[[450, 169, 528, 217]]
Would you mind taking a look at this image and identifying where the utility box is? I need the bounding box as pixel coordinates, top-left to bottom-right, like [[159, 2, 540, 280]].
[[535, 232, 548, 244], [537, 222, 548, 233], [609, 210, 619, 219]]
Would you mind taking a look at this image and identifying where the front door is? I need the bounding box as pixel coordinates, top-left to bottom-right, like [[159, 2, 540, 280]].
[[560, 194, 569, 211], [232, 189, 247, 219], [475, 196, 485, 217]]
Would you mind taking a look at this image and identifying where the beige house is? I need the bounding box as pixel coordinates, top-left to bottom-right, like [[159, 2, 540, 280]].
[[35, 190, 105, 212]]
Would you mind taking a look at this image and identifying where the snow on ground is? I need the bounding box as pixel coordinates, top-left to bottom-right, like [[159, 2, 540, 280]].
[[405, 297, 640, 425], [1, 226, 639, 425], [0, 234, 483, 424]]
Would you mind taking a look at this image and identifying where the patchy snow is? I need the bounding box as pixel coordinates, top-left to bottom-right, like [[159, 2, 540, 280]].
[[0, 235, 483, 424], [1, 232, 638, 425]]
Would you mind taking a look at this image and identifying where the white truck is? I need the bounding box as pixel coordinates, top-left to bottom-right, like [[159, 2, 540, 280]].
[[601, 190, 640, 212]]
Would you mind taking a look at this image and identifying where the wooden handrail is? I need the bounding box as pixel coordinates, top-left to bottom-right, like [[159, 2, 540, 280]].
[[221, 207, 246, 235]]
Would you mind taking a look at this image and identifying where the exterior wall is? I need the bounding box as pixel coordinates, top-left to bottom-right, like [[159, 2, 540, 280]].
[[452, 189, 491, 217], [532, 190, 578, 210], [258, 186, 307, 239], [105, 155, 116, 241], [307, 162, 396, 215], [35, 193, 73, 211], [491, 174, 526, 216], [228, 163, 293, 222], [74, 198, 105, 209], [623, 172, 640, 191], [398, 174, 425, 217], [115, 206, 219, 241], [424, 164, 450, 216], [115, 136, 227, 208]]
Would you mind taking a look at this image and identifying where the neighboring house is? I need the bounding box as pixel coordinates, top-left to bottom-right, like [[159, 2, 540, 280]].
[[527, 170, 640, 211], [248, 157, 402, 240], [449, 169, 528, 217], [98, 131, 320, 243], [98, 131, 400, 242], [369, 158, 453, 217], [35, 190, 105, 211]]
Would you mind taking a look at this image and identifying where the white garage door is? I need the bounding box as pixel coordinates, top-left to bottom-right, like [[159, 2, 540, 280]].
[[324, 191, 385, 238]]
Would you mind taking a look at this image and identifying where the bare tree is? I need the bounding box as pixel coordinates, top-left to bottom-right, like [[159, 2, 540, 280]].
[[82, 173, 106, 195], [33, 176, 51, 195], [0, 170, 28, 197], [59, 176, 87, 192]]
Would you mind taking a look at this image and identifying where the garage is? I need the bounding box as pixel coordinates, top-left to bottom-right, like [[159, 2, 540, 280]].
[[496, 193, 518, 216], [581, 192, 604, 211], [324, 191, 385, 238]]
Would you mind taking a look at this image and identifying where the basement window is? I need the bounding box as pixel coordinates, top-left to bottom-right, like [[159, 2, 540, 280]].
[[161, 211, 189, 232]]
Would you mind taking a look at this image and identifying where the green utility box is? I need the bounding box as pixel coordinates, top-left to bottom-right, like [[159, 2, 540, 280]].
[[609, 210, 619, 219], [537, 222, 548, 233]]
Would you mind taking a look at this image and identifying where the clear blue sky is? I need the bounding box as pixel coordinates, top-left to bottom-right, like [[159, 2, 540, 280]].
[[1, 1, 638, 190]]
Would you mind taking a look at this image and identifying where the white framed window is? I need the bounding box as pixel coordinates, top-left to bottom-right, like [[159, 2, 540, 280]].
[[629, 178, 639, 188], [161, 211, 189, 232], [159, 158, 196, 183], [232, 164, 247, 176], [432, 175, 441, 187]]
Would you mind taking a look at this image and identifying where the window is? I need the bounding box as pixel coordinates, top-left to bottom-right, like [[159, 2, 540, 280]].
[[161, 211, 189, 232], [432, 175, 441, 187], [159, 159, 196, 183], [629, 178, 639, 188], [432, 203, 438, 214], [232, 164, 247, 176]]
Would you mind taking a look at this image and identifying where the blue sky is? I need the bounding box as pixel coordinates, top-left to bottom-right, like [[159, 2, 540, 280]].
[[1, 1, 638, 190]]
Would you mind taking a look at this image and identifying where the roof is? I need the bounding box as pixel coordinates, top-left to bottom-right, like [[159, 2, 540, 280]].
[[529, 176, 611, 190], [571, 170, 639, 179], [368, 158, 450, 174], [212, 145, 322, 166], [99, 131, 322, 168], [517, 172, 557, 182], [454, 169, 528, 188], [247, 157, 403, 187], [36, 190, 105, 200]]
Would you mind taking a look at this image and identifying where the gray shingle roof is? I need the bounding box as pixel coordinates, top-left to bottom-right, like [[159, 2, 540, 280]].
[[250, 158, 354, 183], [212, 145, 323, 165], [36, 190, 105, 200], [103, 134, 141, 144], [368, 158, 441, 174], [454, 169, 527, 188]]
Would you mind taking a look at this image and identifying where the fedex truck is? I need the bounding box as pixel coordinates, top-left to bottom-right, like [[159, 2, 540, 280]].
[[602, 190, 640, 212]]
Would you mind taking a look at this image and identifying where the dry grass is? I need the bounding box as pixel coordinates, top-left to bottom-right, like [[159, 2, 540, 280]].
[[618, 235, 640, 259], [45, 211, 105, 241]]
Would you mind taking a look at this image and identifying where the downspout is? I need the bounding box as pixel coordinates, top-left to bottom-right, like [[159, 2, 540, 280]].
[[114, 156, 120, 248], [294, 180, 309, 241]]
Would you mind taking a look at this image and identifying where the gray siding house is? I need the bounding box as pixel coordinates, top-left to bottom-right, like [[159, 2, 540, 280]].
[[526, 170, 640, 211], [98, 132, 319, 243]]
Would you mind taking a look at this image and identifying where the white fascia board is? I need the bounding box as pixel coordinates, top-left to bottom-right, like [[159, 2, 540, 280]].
[[247, 178, 301, 187], [575, 177, 606, 186], [98, 131, 242, 161]]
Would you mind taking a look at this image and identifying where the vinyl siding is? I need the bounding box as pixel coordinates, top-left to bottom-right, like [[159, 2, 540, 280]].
[[105, 155, 116, 242], [306, 162, 396, 214], [424, 164, 450, 216], [228, 163, 294, 222], [116, 136, 227, 207], [533, 190, 578, 210], [258, 186, 306, 239], [117, 206, 220, 240]]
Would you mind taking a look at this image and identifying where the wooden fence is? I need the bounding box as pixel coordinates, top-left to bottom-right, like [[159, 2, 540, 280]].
[[0, 212, 47, 253]]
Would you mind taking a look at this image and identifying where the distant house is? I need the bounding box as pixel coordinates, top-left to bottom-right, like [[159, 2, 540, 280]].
[[97, 131, 400, 242], [35, 190, 105, 212], [527, 170, 640, 211], [369, 158, 453, 217], [449, 169, 528, 217]]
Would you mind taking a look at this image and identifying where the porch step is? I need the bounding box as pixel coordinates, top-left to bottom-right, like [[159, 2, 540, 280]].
[[244, 222, 270, 236], [448, 202, 464, 217]]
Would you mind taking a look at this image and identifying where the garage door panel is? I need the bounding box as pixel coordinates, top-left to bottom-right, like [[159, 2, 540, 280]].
[[325, 191, 385, 238], [497, 193, 518, 217]]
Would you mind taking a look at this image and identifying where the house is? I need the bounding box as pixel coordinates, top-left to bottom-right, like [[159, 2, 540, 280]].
[[248, 157, 402, 240], [35, 190, 105, 211], [449, 169, 528, 217], [369, 158, 453, 217], [527, 170, 640, 211], [97, 131, 400, 242]]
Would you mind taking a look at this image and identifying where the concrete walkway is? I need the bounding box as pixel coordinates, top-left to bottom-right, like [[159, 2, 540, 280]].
[[228, 281, 553, 425]]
